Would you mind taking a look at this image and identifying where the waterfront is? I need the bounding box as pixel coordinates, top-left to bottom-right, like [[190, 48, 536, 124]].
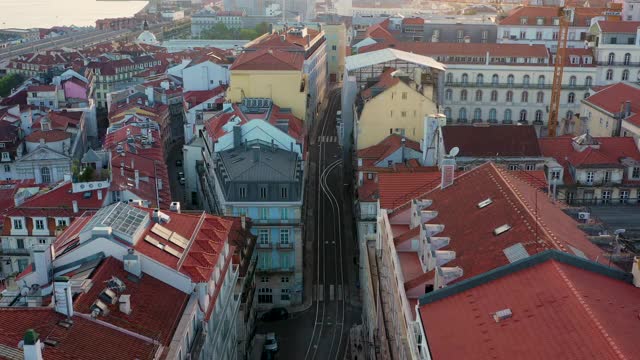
[[0, 0, 149, 29]]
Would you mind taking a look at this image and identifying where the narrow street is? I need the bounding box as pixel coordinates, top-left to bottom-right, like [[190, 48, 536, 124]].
[[256, 89, 361, 359]]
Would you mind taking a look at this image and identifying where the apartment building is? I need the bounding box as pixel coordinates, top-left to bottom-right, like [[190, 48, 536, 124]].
[[589, 20, 640, 85], [3, 50, 85, 79], [197, 98, 306, 308], [576, 82, 640, 136]]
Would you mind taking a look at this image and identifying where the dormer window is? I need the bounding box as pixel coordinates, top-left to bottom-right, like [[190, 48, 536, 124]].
[[583, 56, 592, 64], [553, 17, 560, 25], [13, 218, 23, 230], [632, 167, 640, 179], [520, 17, 528, 25], [35, 219, 45, 230], [536, 17, 544, 25], [570, 56, 579, 64]]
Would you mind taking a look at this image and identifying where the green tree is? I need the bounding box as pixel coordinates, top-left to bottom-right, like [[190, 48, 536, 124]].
[[0, 74, 24, 97], [254, 22, 270, 36]]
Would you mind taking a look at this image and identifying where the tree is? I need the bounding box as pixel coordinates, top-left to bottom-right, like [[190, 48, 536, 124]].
[[255, 22, 270, 36], [0, 74, 24, 97]]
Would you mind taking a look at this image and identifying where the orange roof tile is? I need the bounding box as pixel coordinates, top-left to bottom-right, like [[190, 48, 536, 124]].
[[583, 82, 640, 115], [230, 49, 304, 71], [597, 20, 640, 33]]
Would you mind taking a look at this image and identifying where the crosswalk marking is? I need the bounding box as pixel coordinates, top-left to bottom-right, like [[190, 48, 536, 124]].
[[318, 135, 338, 143], [329, 284, 335, 301]]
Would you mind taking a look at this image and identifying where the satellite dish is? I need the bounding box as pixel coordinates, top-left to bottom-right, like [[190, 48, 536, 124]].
[[449, 147, 460, 157]]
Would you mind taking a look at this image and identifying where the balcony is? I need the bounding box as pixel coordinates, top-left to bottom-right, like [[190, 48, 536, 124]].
[[277, 242, 294, 250], [257, 265, 295, 273], [596, 61, 638, 67], [257, 242, 272, 249], [1, 248, 30, 256], [445, 82, 589, 90], [188, 325, 206, 359]]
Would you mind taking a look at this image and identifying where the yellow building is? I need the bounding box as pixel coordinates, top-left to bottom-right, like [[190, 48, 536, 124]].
[[323, 23, 347, 82], [355, 68, 438, 150], [228, 49, 309, 121], [576, 82, 640, 137]]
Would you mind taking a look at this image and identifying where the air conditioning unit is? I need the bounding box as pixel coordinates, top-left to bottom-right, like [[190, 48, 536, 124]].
[[578, 212, 590, 220]]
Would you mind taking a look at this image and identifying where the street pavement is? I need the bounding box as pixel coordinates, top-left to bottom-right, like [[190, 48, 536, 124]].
[[254, 88, 362, 360]]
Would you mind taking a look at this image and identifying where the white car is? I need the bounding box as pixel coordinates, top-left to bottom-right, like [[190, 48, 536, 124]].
[[264, 333, 278, 352]]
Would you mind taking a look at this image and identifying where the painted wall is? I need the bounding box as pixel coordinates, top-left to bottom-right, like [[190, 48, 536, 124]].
[[63, 80, 88, 100], [182, 61, 230, 92]]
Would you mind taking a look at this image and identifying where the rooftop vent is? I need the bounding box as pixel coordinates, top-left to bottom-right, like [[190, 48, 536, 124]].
[[90, 299, 109, 317], [477, 198, 493, 209], [98, 288, 118, 305], [493, 224, 511, 236], [493, 308, 513, 322], [56, 320, 73, 329], [43, 339, 59, 347], [106, 276, 126, 292]]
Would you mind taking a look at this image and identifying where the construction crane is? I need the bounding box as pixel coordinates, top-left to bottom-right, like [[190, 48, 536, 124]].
[[548, 7, 572, 137]]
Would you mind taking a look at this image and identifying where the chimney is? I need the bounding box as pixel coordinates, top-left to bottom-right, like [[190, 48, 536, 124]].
[[633, 256, 640, 287], [22, 329, 43, 360], [233, 125, 242, 148], [157, 178, 163, 190], [131, 158, 134, 169], [271, 139, 276, 152], [134, 170, 139, 189], [123, 248, 142, 277], [440, 158, 456, 189], [97, 190, 103, 200], [170, 201, 181, 213], [625, 100, 632, 117], [32, 247, 52, 286], [53, 276, 74, 317], [120, 162, 124, 176], [119, 294, 132, 315], [252, 145, 260, 162], [401, 137, 406, 163], [72, 200, 79, 214]]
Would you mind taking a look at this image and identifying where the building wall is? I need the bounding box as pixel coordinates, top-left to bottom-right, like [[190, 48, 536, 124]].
[[182, 62, 230, 92], [419, 23, 497, 44], [577, 100, 618, 137], [356, 81, 437, 150], [63, 81, 88, 100], [324, 24, 347, 82], [497, 25, 590, 50], [622, 119, 640, 148], [304, 41, 328, 124], [228, 70, 309, 121]]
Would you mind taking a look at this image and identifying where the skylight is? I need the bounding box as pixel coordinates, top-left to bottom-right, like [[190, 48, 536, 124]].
[[493, 224, 512, 236], [477, 198, 493, 209]]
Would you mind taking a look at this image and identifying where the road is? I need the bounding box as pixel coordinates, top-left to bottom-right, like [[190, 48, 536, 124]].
[[256, 89, 361, 360]]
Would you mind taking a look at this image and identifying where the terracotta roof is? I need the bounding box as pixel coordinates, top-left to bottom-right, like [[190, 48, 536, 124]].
[[539, 135, 640, 174], [26, 85, 57, 92], [377, 171, 442, 209], [24, 129, 71, 143], [247, 29, 323, 51], [402, 17, 425, 25], [360, 41, 550, 60], [500, 6, 605, 27], [184, 87, 226, 109], [624, 112, 640, 128], [583, 82, 640, 115], [365, 23, 396, 42], [388, 163, 607, 293], [230, 49, 304, 71], [441, 125, 542, 157], [358, 133, 421, 161], [360, 67, 401, 99], [419, 252, 640, 360], [74, 257, 189, 345], [597, 20, 640, 33], [0, 308, 158, 359]]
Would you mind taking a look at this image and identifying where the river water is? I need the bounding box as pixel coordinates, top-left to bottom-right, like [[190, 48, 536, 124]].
[[0, 0, 149, 29]]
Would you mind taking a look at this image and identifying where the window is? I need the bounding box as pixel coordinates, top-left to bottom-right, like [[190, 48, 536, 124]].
[[535, 110, 543, 122], [401, 111, 407, 118], [258, 288, 273, 304], [402, 92, 408, 100], [520, 17, 528, 25], [473, 108, 482, 122], [519, 31, 526, 39], [523, 75, 530, 87], [460, 90, 467, 101], [519, 109, 527, 122], [16, 238, 24, 249], [475, 90, 483, 102], [536, 31, 543, 40], [620, 190, 629, 204], [280, 186, 288, 199], [537, 75, 545, 88], [1, 152, 9, 161], [569, 76, 576, 87], [476, 74, 484, 85], [606, 69, 613, 80], [506, 91, 513, 102], [258, 229, 269, 245], [13, 219, 23, 230], [260, 186, 268, 199], [461, 73, 468, 85], [584, 92, 590, 99], [526, 164, 536, 171], [281, 288, 290, 301], [490, 90, 498, 102], [457, 30, 464, 42], [489, 108, 497, 122], [507, 74, 514, 86], [35, 219, 44, 230], [332, 45, 337, 50], [521, 91, 528, 103], [38, 239, 46, 245], [551, 170, 560, 180], [40, 167, 51, 183], [56, 219, 67, 227], [566, 111, 574, 120], [260, 208, 268, 220], [444, 107, 452, 122], [607, 52, 615, 65], [239, 186, 247, 199], [445, 89, 452, 101], [632, 167, 640, 178], [504, 109, 512, 122], [491, 74, 499, 85], [261, 276, 269, 283], [536, 91, 544, 103], [586, 171, 594, 184], [602, 190, 611, 204], [446, 73, 453, 84], [279, 229, 290, 245], [281, 208, 289, 220], [624, 53, 631, 65], [568, 92, 575, 104], [622, 69, 629, 81], [585, 76, 592, 86], [509, 164, 519, 171], [604, 171, 611, 183], [4, 165, 9, 173], [458, 108, 467, 121]]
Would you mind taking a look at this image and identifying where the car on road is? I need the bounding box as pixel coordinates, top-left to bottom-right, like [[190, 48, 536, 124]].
[[179, 177, 185, 185], [260, 307, 289, 322], [178, 171, 184, 178], [175, 160, 182, 167], [264, 333, 278, 352]]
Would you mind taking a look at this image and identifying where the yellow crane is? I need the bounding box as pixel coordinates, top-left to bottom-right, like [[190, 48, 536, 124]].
[[548, 7, 571, 137]]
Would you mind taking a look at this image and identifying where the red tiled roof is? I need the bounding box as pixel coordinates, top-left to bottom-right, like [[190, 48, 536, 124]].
[[0, 308, 158, 359], [378, 171, 442, 209], [539, 136, 640, 173], [248, 29, 323, 51], [365, 23, 396, 42], [357, 133, 421, 162], [74, 257, 189, 345], [360, 41, 550, 60], [500, 6, 605, 27], [583, 82, 640, 115], [597, 20, 640, 33], [230, 49, 304, 71], [419, 257, 640, 360], [402, 17, 424, 25], [184, 87, 226, 109], [360, 67, 400, 99], [26, 85, 56, 92], [441, 125, 542, 157], [24, 129, 71, 143], [624, 112, 640, 128]]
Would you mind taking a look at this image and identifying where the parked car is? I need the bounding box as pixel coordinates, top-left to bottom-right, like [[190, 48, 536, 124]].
[[264, 333, 278, 352], [179, 177, 185, 185], [260, 307, 289, 322], [175, 160, 182, 167]]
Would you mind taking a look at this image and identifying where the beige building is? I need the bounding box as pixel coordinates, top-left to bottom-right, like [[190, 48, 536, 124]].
[[323, 23, 347, 82], [576, 82, 640, 137], [355, 68, 438, 150]]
